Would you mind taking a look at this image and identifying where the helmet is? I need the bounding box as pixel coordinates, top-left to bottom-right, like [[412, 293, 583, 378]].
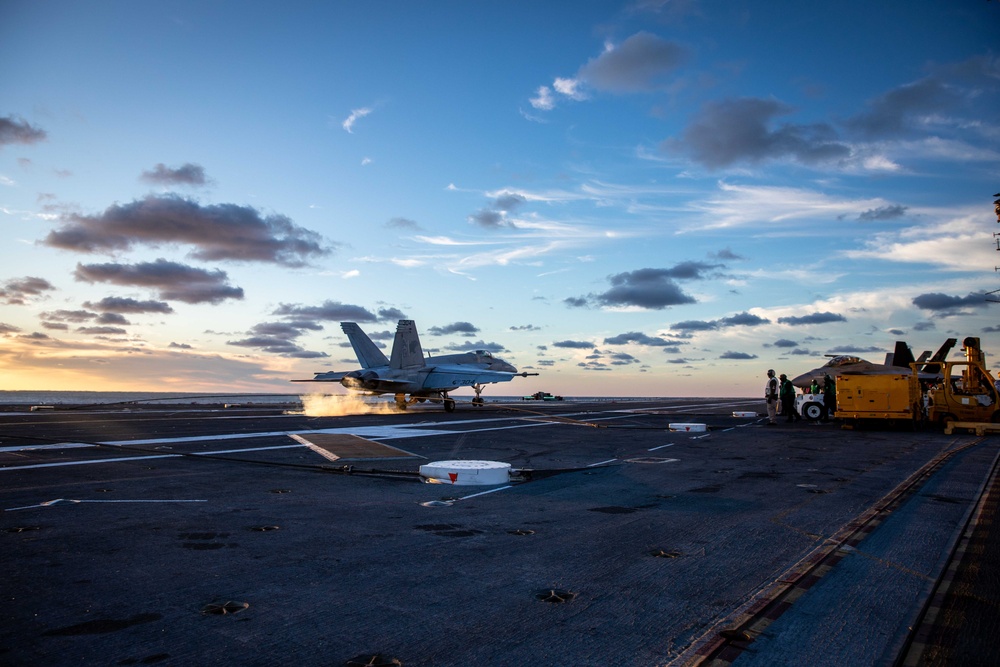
[[767, 369, 775, 377], [779, 374, 787, 379]]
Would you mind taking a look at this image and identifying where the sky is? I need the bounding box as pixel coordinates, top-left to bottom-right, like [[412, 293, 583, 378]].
[[1, 0, 999, 398]]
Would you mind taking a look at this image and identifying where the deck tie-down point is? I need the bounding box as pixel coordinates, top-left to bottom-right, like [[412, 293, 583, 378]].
[[651, 548, 682, 558], [201, 601, 249, 615], [536, 589, 576, 603]]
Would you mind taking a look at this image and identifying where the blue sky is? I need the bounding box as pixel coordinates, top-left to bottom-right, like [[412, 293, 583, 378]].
[[1, 0, 998, 396]]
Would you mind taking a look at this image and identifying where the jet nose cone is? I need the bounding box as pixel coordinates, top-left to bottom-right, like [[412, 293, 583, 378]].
[[790, 373, 812, 389], [493, 358, 517, 373]]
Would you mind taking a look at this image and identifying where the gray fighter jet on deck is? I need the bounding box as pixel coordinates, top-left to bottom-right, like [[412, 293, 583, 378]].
[[295, 319, 537, 411], [791, 338, 955, 389]]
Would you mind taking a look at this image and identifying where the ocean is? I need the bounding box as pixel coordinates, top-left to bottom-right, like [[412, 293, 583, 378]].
[[0, 390, 304, 406]]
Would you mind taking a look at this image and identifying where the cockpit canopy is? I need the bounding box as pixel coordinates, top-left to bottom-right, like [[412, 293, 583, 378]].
[[822, 355, 865, 368], [474, 350, 493, 359]]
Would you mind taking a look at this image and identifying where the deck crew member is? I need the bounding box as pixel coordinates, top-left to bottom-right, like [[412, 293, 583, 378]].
[[780, 373, 801, 423], [765, 369, 779, 425]]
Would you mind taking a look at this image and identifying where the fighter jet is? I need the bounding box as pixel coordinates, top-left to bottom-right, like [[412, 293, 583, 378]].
[[294, 319, 537, 411], [790, 339, 955, 389]]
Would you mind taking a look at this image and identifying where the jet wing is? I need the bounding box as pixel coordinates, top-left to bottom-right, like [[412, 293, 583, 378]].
[[291, 371, 352, 382]]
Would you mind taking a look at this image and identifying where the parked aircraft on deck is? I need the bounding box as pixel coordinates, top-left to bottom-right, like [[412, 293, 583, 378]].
[[295, 320, 537, 411], [790, 339, 956, 389]]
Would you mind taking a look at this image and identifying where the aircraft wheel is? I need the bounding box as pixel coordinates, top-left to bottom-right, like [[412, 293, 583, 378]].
[[444, 398, 456, 413], [472, 397, 484, 407], [803, 402, 826, 421]]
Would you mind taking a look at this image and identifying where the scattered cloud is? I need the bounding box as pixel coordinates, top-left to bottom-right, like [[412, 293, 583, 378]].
[[40, 308, 131, 326], [777, 311, 847, 326], [343, 107, 372, 133], [552, 340, 595, 349], [428, 322, 480, 336], [227, 320, 329, 358], [912, 292, 991, 311], [0, 115, 46, 148], [578, 32, 686, 93], [843, 208, 993, 271], [845, 56, 999, 140], [720, 312, 770, 327], [720, 351, 758, 360], [45, 194, 330, 267], [83, 296, 174, 314], [530, 31, 685, 110], [387, 217, 420, 230], [571, 263, 724, 310], [670, 319, 719, 332], [74, 259, 245, 305], [671, 311, 770, 331], [0, 276, 56, 305], [603, 331, 684, 346], [667, 97, 851, 169], [529, 85, 556, 111], [858, 205, 907, 221], [77, 325, 127, 335], [443, 340, 506, 353], [272, 301, 380, 322], [468, 192, 528, 229], [140, 163, 209, 187]]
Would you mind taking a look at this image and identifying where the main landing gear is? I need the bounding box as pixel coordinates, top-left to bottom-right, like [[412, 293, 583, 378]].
[[394, 392, 461, 412], [471, 384, 486, 408]]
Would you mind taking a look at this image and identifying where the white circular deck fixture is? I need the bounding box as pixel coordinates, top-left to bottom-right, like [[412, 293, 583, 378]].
[[732, 411, 757, 418], [668, 423, 707, 432], [419, 460, 512, 485]]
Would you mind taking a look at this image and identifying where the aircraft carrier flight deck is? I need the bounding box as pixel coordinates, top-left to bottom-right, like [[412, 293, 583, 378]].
[[2, 397, 997, 666]]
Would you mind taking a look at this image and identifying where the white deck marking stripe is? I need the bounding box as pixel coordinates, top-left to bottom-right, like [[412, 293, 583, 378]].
[[6, 499, 207, 511], [0, 444, 304, 471], [2, 403, 723, 470], [456, 485, 513, 501]]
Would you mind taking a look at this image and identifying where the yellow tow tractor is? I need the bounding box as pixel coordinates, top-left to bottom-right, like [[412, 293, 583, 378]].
[[834, 337, 1000, 431]]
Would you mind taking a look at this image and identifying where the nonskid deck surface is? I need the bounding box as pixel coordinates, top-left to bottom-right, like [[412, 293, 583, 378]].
[[1, 398, 995, 666]]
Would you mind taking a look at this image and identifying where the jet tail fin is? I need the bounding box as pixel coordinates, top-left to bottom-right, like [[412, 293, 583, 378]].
[[886, 341, 915, 369], [921, 338, 957, 374], [341, 322, 389, 369], [389, 319, 425, 369]]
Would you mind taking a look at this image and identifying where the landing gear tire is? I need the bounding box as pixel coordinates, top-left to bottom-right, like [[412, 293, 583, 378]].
[[444, 398, 456, 413], [803, 402, 827, 421], [472, 397, 484, 407], [394, 393, 407, 410]]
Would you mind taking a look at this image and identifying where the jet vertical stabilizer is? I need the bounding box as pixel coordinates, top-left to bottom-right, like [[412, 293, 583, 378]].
[[389, 319, 425, 369], [920, 338, 957, 375], [885, 341, 916, 369], [341, 322, 389, 369]]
